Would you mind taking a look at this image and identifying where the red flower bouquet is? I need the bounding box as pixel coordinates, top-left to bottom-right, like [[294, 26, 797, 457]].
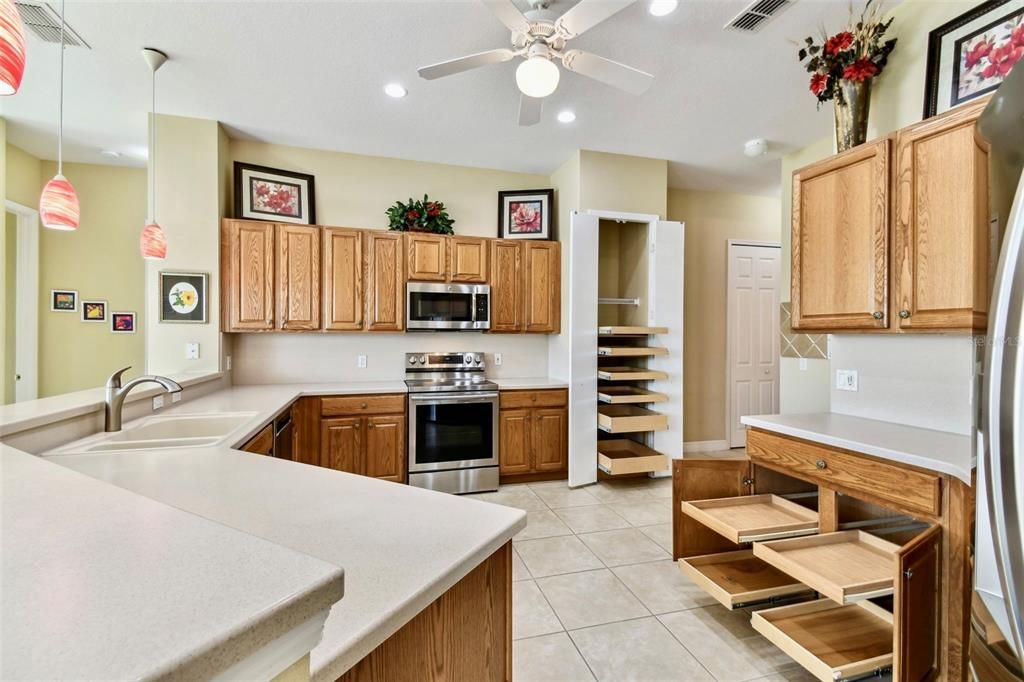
[[387, 194, 455, 234]]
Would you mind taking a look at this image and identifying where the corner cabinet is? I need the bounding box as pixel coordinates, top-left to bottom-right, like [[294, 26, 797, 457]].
[[222, 219, 275, 331]]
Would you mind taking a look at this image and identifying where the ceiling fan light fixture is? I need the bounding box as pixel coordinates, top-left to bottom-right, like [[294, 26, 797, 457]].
[[516, 56, 560, 98], [648, 0, 678, 17], [384, 82, 407, 98]]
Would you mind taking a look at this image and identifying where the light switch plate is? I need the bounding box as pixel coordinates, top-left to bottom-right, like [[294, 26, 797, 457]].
[[836, 369, 859, 391], [357, 355, 367, 368], [799, 358, 808, 371], [185, 342, 200, 360], [494, 353, 503, 366]]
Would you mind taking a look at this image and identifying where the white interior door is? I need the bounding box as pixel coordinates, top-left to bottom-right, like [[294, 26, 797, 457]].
[[5, 202, 39, 403], [566, 211, 599, 488], [727, 242, 780, 447]]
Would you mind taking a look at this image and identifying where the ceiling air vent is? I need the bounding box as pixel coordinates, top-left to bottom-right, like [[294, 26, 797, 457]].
[[15, 2, 90, 48], [725, 0, 793, 33]]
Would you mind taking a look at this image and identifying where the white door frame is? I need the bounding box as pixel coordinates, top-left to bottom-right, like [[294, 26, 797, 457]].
[[725, 239, 781, 448], [5, 200, 39, 402]]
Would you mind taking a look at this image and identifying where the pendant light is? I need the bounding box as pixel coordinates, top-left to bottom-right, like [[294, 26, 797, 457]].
[[0, 0, 26, 95], [39, 0, 79, 231], [140, 47, 167, 260]]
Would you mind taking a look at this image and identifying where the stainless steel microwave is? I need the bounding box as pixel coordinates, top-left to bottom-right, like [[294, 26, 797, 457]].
[[406, 282, 490, 331]]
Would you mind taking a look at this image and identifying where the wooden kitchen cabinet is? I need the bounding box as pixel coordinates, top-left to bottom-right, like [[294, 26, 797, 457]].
[[323, 227, 363, 331], [240, 423, 274, 456], [489, 239, 522, 332], [498, 409, 532, 475], [405, 233, 448, 282], [450, 237, 489, 283], [498, 390, 567, 479], [364, 414, 406, 482], [365, 232, 405, 332], [222, 219, 276, 331], [277, 223, 321, 331], [320, 394, 407, 483], [322, 417, 362, 474], [533, 408, 567, 472], [523, 241, 561, 333]]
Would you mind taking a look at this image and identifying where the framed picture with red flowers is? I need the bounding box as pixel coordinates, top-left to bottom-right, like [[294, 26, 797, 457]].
[[924, 0, 1024, 118], [234, 162, 316, 225], [498, 189, 554, 240]]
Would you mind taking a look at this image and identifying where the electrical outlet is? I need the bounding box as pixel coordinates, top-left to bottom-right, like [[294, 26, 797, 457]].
[[836, 369, 859, 391], [172, 392, 182, 403], [153, 395, 165, 410], [494, 353, 503, 366], [799, 358, 808, 371], [185, 342, 200, 360], [225, 355, 232, 371], [357, 354, 367, 369]]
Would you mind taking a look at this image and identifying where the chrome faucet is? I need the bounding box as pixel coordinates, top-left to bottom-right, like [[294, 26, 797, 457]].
[[104, 366, 182, 432]]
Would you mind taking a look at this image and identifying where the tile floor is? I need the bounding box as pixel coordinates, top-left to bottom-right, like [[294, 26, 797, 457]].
[[468, 477, 818, 682]]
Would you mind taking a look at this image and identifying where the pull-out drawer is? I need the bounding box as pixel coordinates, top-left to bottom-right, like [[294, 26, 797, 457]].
[[746, 428, 941, 517], [499, 389, 568, 409], [596, 366, 668, 381], [679, 494, 819, 544], [597, 386, 668, 404], [751, 600, 893, 682], [678, 550, 813, 610], [753, 530, 900, 604], [597, 405, 668, 433], [321, 394, 406, 417], [597, 439, 668, 475]]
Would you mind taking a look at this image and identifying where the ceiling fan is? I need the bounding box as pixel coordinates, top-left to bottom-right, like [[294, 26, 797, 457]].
[[417, 0, 654, 126]]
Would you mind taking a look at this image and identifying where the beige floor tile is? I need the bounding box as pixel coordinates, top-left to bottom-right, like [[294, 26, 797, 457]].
[[611, 560, 717, 614], [526, 479, 573, 490], [516, 535, 604, 578], [570, 617, 714, 681], [554, 505, 631, 534], [645, 477, 674, 498], [536, 568, 649, 629], [516, 509, 574, 541], [467, 485, 547, 511], [609, 499, 673, 527], [658, 607, 800, 681], [513, 632, 596, 682], [638, 523, 674, 552], [534, 486, 603, 509], [587, 481, 654, 504], [578, 528, 670, 567], [512, 546, 531, 581], [513, 580, 564, 640]]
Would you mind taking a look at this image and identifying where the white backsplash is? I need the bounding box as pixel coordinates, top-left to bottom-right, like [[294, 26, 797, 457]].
[[829, 334, 976, 435], [231, 333, 551, 384]]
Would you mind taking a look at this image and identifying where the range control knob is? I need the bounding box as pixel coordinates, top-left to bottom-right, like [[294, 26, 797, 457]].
[[408, 355, 418, 365], [418, 355, 426, 364], [474, 354, 483, 365], [464, 354, 474, 365]]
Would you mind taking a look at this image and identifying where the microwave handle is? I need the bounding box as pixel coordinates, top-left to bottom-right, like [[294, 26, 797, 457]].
[[471, 292, 479, 323]]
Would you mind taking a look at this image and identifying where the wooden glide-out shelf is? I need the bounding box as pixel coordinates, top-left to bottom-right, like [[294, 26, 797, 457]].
[[678, 550, 813, 610], [598, 326, 669, 336], [753, 530, 900, 604], [751, 599, 894, 682], [598, 345, 668, 357], [597, 366, 668, 382], [597, 439, 668, 475], [597, 386, 668, 404], [598, 405, 668, 433], [679, 494, 819, 544]]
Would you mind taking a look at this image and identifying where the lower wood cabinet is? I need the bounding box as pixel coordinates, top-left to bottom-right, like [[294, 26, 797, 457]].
[[498, 390, 567, 477], [240, 423, 274, 456], [320, 394, 406, 483]]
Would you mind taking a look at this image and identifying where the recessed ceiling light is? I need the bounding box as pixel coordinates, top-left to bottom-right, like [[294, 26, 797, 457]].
[[100, 150, 122, 159], [557, 110, 576, 123], [384, 83, 407, 98], [648, 0, 678, 16], [744, 138, 768, 157]]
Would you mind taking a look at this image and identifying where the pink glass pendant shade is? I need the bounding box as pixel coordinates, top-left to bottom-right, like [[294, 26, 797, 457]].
[[140, 221, 167, 260], [0, 0, 26, 96], [39, 174, 80, 230]]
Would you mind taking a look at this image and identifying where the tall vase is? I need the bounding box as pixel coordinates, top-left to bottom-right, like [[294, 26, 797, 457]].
[[833, 79, 871, 152]]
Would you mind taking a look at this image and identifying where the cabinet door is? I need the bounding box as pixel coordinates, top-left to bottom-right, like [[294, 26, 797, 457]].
[[791, 139, 890, 330], [523, 241, 561, 333], [894, 525, 941, 682], [364, 414, 406, 482], [277, 224, 321, 331], [532, 408, 567, 472], [222, 219, 275, 331], [365, 232, 405, 331], [671, 457, 752, 559], [405, 233, 448, 282], [450, 237, 489, 283], [323, 227, 364, 331], [241, 424, 274, 456], [321, 417, 363, 474], [489, 240, 522, 332], [499, 409, 532, 475], [894, 101, 989, 331]]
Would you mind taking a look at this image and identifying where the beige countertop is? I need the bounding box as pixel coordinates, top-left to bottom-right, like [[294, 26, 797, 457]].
[[494, 377, 569, 390], [1, 444, 344, 681], [741, 412, 975, 484]]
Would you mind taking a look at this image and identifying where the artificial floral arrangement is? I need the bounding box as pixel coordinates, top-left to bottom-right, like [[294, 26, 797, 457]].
[[386, 194, 455, 234]]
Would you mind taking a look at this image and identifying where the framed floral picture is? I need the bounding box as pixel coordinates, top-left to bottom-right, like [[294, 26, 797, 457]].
[[111, 312, 136, 334], [234, 162, 316, 225], [81, 300, 107, 323], [498, 189, 554, 240], [924, 0, 1024, 117], [50, 289, 77, 312], [160, 271, 208, 324]]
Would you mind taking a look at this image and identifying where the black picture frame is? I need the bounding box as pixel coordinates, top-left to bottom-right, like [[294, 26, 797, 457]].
[[233, 161, 316, 225], [159, 271, 209, 324], [497, 188, 555, 240]]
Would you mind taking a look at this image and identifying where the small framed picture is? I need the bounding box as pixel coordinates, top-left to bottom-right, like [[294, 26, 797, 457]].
[[81, 300, 107, 323], [50, 289, 77, 312], [160, 271, 209, 324], [111, 312, 136, 334], [234, 162, 316, 225], [923, 0, 1024, 118], [498, 189, 554, 240]]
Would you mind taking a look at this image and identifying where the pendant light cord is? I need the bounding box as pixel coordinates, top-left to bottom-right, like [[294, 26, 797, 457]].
[[150, 64, 156, 222], [57, 0, 65, 174]]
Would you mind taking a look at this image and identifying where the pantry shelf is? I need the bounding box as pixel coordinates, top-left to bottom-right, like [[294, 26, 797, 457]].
[[598, 346, 668, 357], [679, 494, 819, 544], [677, 550, 814, 610], [598, 405, 668, 434], [597, 366, 668, 382], [597, 439, 668, 475], [598, 326, 669, 336], [597, 386, 668, 404]]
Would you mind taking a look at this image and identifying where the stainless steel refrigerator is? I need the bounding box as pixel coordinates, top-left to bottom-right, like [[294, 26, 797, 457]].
[[975, 63, 1024, 679]]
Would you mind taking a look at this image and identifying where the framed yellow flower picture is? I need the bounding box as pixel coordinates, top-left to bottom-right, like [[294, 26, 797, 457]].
[[159, 271, 208, 324]]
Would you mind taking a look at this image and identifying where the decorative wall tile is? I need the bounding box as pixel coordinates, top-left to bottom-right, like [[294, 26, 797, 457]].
[[780, 302, 828, 360]]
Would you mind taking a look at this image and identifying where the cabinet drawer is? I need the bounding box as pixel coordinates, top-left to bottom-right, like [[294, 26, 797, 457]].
[[678, 550, 813, 610], [322, 394, 406, 417], [679, 494, 819, 544], [499, 389, 567, 409], [746, 429, 941, 517]]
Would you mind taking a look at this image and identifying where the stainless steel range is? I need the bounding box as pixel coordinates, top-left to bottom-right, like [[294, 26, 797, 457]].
[[405, 352, 499, 494]]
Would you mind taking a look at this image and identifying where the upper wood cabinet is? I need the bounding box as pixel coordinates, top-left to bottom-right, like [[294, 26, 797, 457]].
[[323, 227, 363, 331], [523, 241, 561, 334], [450, 237, 489, 283], [222, 219, 275, 331], [490, 239, 523, 332], [792, 139, 890, 331], [893, 100, 990, 331], [405, 233, 448, 282], [365, 231, 405, 332], [277, 224, 321, 331]]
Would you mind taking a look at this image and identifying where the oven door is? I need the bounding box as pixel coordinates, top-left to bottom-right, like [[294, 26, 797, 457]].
[[408, 392, 498, 472], [406, 283, 489, 330]]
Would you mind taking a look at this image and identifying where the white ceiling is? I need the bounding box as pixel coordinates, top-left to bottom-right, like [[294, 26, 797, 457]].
[[1, 0, 867, 196]]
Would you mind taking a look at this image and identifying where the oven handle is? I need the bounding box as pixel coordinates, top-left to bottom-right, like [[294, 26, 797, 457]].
[[409, 392, 498, 404]]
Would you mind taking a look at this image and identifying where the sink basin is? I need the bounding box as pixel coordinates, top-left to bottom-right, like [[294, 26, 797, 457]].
[[48, 412, 258, 455], [78, 437, 223, 453]]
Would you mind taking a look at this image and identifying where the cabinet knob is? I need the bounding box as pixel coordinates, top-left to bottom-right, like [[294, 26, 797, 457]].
[[368, 423, 376, 429], [815, 459, 827, 470], [531, 395, 537, 402], [904, 569, 913, 579], [360, 402, 368, 409], [872, 311, 883, 320], [898, 310, 910, 319]]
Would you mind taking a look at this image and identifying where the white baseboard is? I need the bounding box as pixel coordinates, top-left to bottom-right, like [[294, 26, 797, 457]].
[[683, 440, 731, 454]]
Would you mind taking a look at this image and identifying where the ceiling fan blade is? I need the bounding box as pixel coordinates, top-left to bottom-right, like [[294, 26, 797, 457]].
[[561, 49, 653, 95], [554, 0, 636, 39], [482, 0, 532, 35], [519, 94, 543, 126], [417, 49, 517, 80]]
